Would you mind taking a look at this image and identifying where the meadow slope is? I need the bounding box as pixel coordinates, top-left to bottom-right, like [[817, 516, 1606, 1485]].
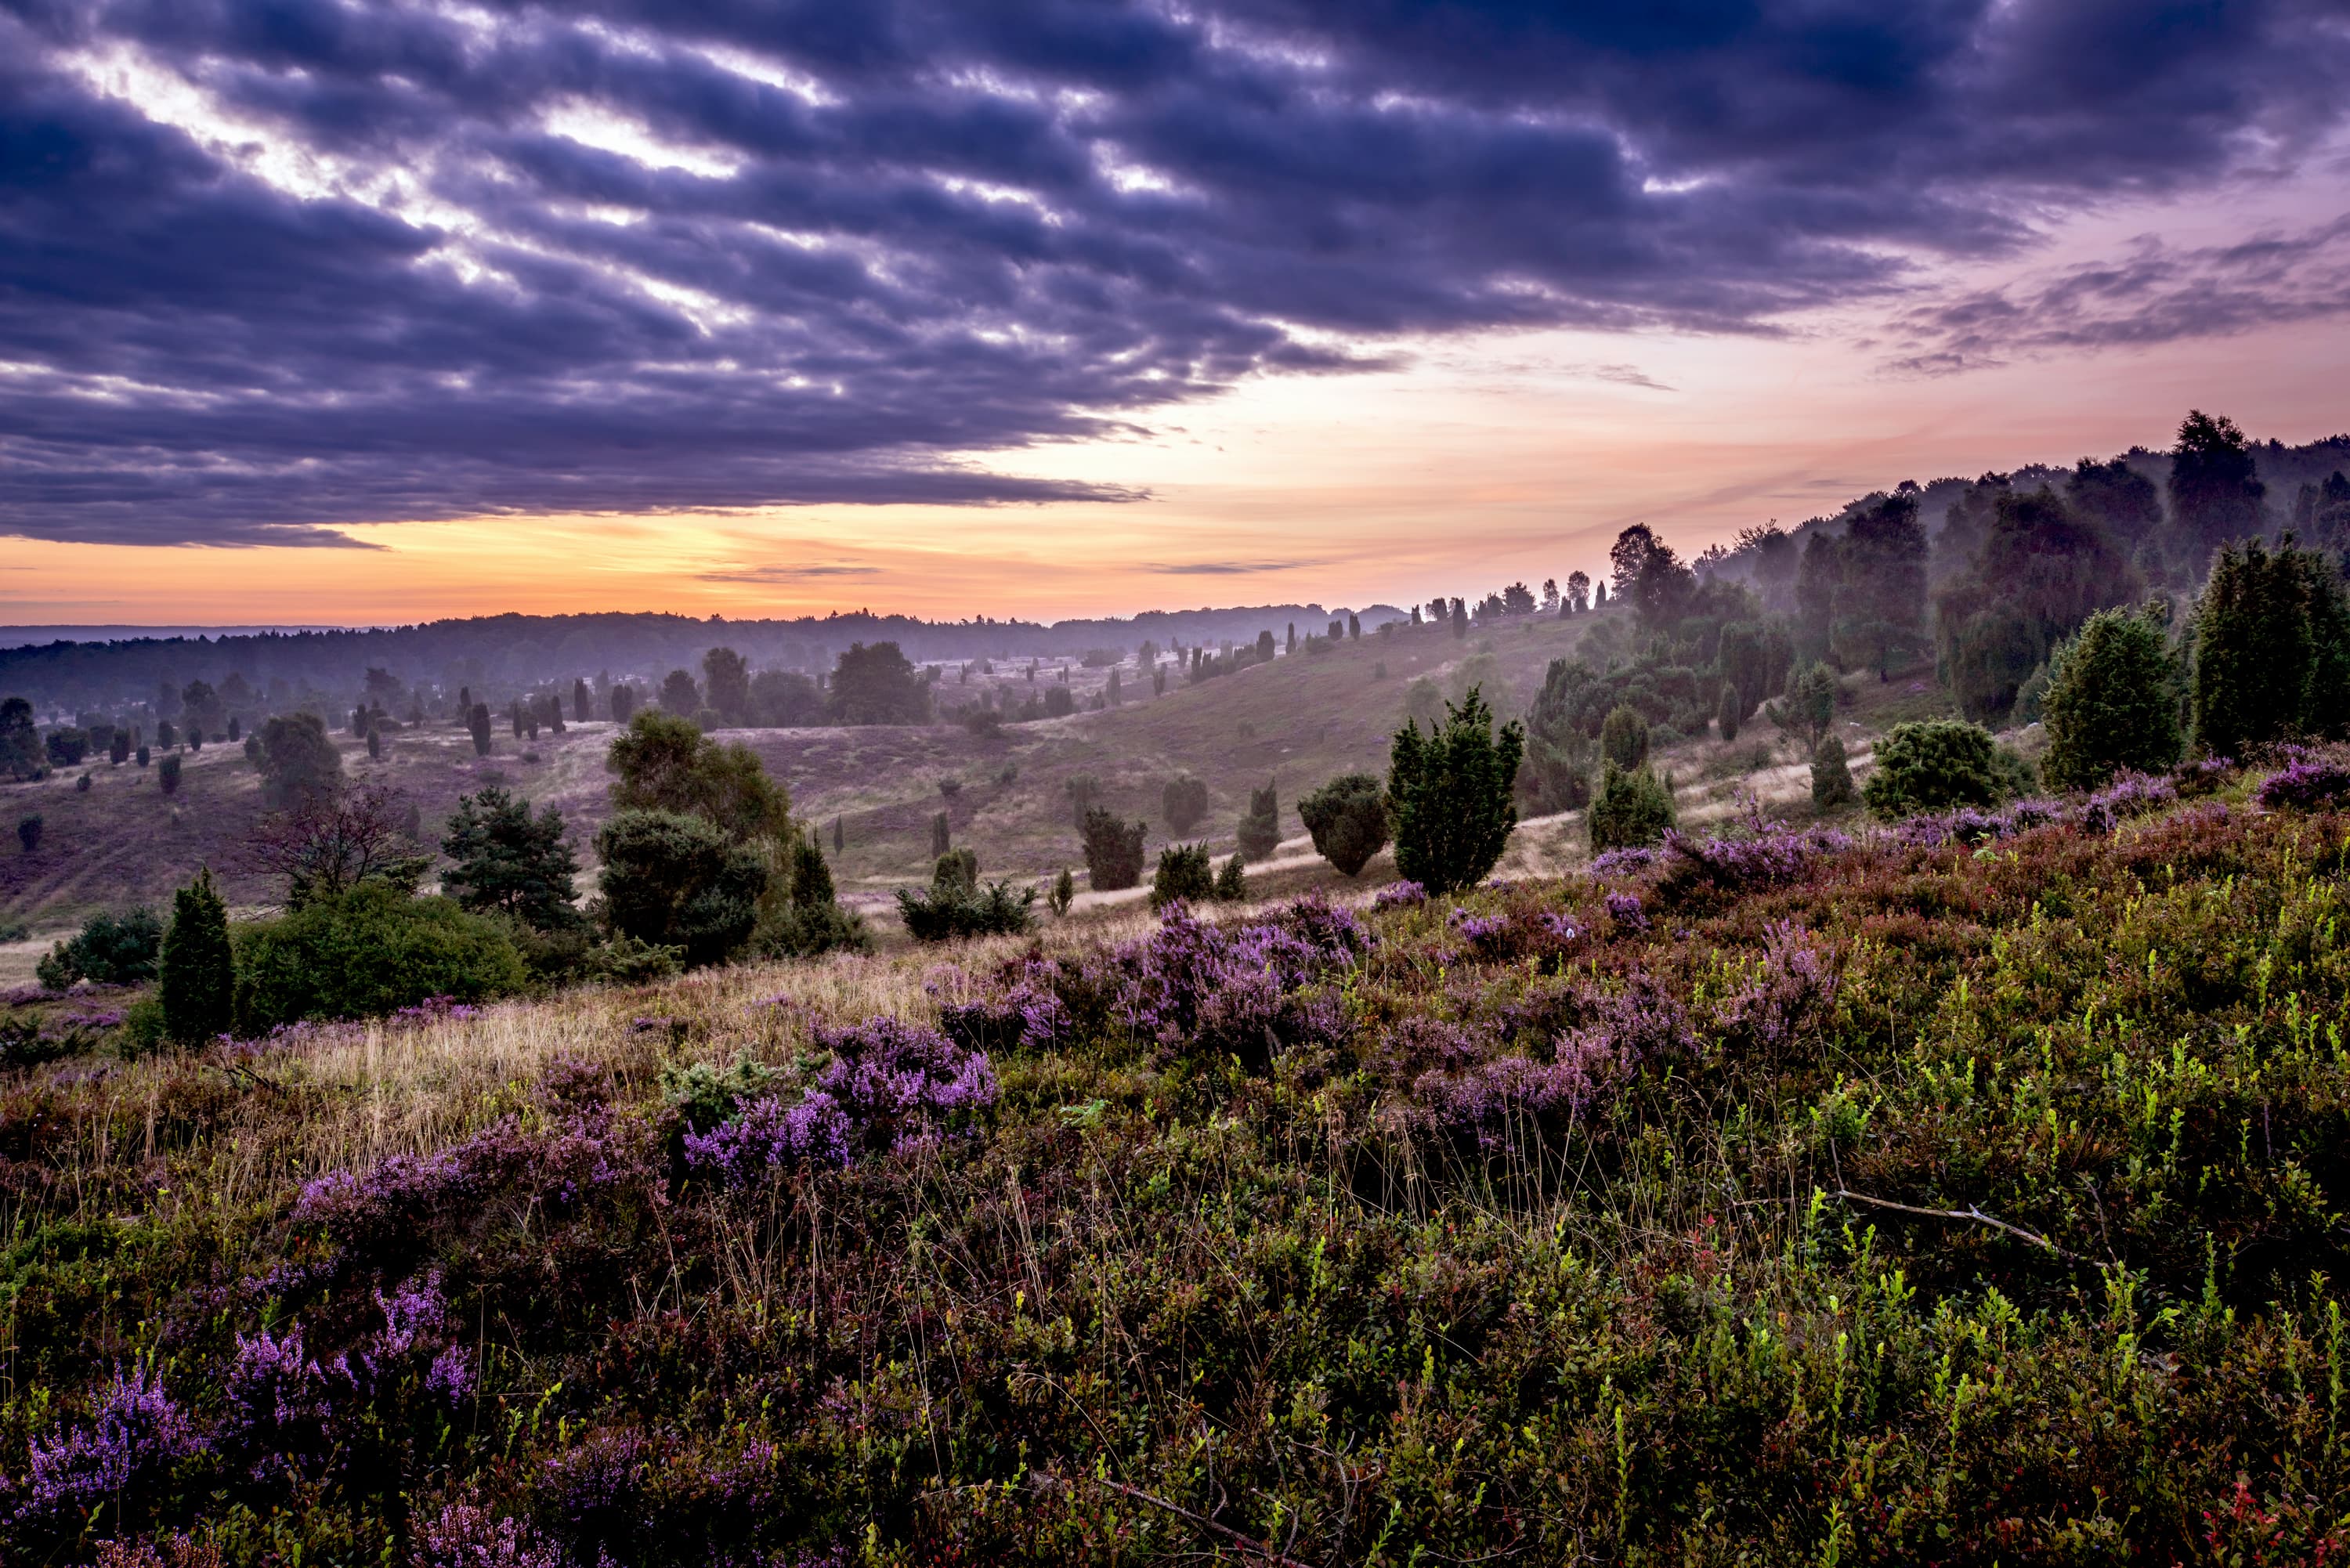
[[2, 760, 2346, 1563]]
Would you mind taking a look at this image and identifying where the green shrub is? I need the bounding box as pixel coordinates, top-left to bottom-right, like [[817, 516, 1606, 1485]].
[[1214, 853, 1247, 901], [158, 869, 235, 1045], [1162, 774, 1209, 833], [36, 909, 164, 988], [1587, 763, 1676, 851], [1389, 688, 1524, 894], [16, 814, 41, 854], [1236, 780, 1282, 862], [1716, 681, 1741, 742], [1770, 662, 1838, 755], [1150, 843, 1215, 908], [235, 884, 527, 1031], [931, 811, 951, 859], [1862, 719, 2019, 818], [1811, 734, 1856, 807], [1049, 868, 1076, 916], [255, 712, 343, 809], [1600, 705, 1650, 770], [158, 754, 181, 795], [1296, 772, 1390, 876], [1081, 807, 1147, 891], [756, 828, 868, 959], [595, 808, 768, 967], [580, 932, 683, 985], [897, 878, 1036, 942], [933, 847, 979, 892], [2041, 605, 2183, 790]]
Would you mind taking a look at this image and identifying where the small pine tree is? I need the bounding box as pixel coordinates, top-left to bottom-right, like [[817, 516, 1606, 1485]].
[[1452, 600, 1468, 638], [833, 815, 844, 854], [1600, 706, 1650, 770], [136, 744, 151, 768], [933, 846, 979, 893], [1811, 734, 1855, 808], [1162, 774, 1209, 833], [1213, 853, 1246, 901], [468, 703, 494, 757], [159, 753, 183, 795], [931, 811, 951, 859], [1388, 689, 1524, 894], [2042, 604, 2182, 790], [160, 868, 235, 1044], [366, 726, 382, 761], [75, 771, 90, 793], [1149, 843, 1215, 909], [1297, 772, 1390, 876], [16, 813, 42, 854], [1050, 868, 1076, 916], [1079, 807, 1147, 891], [1348, 612, 1361, 639], [1587, 764, 1675, 851], [1237, 779, 1282, 861], [1861, 719, 2012, 819], [1716, 682, 1741, 743]]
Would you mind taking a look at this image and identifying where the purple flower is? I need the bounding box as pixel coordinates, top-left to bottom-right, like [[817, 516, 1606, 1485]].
[[1605, 891, 1649, 932], [1713, 920, 1838, 1059], [2258, 756, 2350, 811], [1589, 846, 1659, 881], [1660, 825, 1853, 894], [1373, 880, 1428, 909], [427, 1345, 476, 1404], [684, 1017, 998, 1185], [19, 1367, 205, 1522], [413, 1501, 560, 1568], [1447, 908, 1511, 955]]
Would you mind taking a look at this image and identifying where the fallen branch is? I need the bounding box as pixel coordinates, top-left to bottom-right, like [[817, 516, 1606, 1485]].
[[1824, 1188, 2092, 1266], [1032, 1472, 1315, 1567]]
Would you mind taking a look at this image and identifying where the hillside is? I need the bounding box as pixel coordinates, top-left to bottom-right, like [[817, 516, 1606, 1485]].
[[2, 611, 1667, 941], [2, 758, 2345, 1562]]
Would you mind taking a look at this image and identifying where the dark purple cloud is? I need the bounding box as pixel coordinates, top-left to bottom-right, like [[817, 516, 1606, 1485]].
[[2, 0, 2346, 545]]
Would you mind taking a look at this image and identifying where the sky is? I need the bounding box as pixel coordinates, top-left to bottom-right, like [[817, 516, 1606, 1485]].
[[4, 1, 2349, 627]]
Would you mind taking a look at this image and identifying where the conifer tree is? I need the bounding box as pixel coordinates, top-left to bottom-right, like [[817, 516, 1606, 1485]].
[[1389, 690, 1523, 893], [1237, 779, 1282, 861], [931, 811, 950, 859], [160, 868, 234, 1044], [1811, 735, 1855, 807], [2042, 605, 2182, 789]]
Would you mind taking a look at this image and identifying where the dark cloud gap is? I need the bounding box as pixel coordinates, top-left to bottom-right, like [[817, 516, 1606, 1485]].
[[2, 1, 2346, 545]]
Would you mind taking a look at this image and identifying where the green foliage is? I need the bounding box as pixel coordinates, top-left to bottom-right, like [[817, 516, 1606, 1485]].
[[440, 787, 583, 931], [0, 695, 40, 779], [2193, 537, 2350, 758], [1810, 733, 1855, 807], [16, 813, 41, 854], [931, 810, 951, 860], [1296, 772, 1390, 876], [2170, 408, 2265, 569], [829, 641, 931, 724], [45, 727, 88, 767], [1389, 688, 1524, 894], [702, 646, 751, 724], [1162, 774, 1209, 833], [933, 846, 979, 892], [1065, 772, 1101, 825], [235, 883, 527, 1031], [756, 828, 869, 959], [158, 869, 234, 1044], [608, 710, 793, 843], [1150, 843, 1215, 908], [1081, 807, 1148, 891], [1831, 490, 1930, 677], [1598, 704, 1649, 770], [2041, 605, 2184, 790], [1214, 851, 1247, 901], [896, 877, 1036, 941], [595, 808, 768, 967], [1587, 762, 1676, 851], [1861, 718, 2018, 818], [1049, 867, 1076, 916], [1936, 488, 2138, 722], [157, 753, 182, 794], [1768, 661, 1838, 756], [1715, 681, 1741, 742], [1236, 779, 1282, 862], [660, 1055, 777, 1135], [468, 701, 493, 755], [579, 932, 682, 984], [36, 908, 164, 988], [255, 712, 344, 809]]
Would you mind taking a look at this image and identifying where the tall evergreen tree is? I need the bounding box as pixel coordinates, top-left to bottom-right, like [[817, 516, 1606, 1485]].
[[1237, 779, 1282, 861], [1387, 688, 1524, 894], [159, 868, 234, 1044], [1835, 492, 1929, 679], [441, 787, 583, 930], [2170, 410, 2266, 573], [703, 647, 751, 725], [2194, 538, 2316, 757]]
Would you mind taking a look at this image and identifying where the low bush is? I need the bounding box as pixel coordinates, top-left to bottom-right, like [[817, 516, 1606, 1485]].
[[35, 909, 164, 988], [897, 878, 1036, 941], [1297, 772, 1390, 876], [1150, 843, 1214, 908], [234, 884, 527, 1031], [1081, 807, 1147, 891], [1587, 763, 1675, 851], [1862, 717, 2023, 819]]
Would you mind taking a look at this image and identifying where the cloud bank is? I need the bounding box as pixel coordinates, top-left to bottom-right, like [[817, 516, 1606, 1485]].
[[3, 0, 2346, 545]]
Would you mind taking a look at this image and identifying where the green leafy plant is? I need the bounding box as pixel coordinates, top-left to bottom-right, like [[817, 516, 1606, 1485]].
[[1297, 773, 1390, 876], [1389, 688, 1524, 894]]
